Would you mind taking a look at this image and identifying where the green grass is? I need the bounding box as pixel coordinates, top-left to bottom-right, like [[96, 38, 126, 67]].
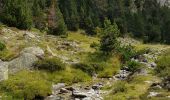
[[0, 68, 92, 99], [67, 31, 100, 52]]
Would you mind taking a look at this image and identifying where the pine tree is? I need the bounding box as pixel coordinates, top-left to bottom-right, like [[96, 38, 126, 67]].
[[58, 0, 79, 31], [48, 0, 67, 35], [1, 0, 32, 29], [100, 18, 120, 53], [32, 0, 46, 31]]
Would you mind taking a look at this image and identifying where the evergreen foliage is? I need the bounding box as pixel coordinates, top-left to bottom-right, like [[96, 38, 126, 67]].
[[100, 18, 120, 53], [0, 0, 170, 43]]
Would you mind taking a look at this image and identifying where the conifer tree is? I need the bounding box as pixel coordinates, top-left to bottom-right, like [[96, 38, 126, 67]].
[[48, 0, 67, 35], [100, 18, 120, 53], [1, 0, 32, 29]]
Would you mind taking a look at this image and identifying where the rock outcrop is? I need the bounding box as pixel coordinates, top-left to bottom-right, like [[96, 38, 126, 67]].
[[8, 47, 44, 73], [0, 60, 8, 81]]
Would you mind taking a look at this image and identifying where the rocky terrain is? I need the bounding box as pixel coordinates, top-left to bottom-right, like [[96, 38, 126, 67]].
[[0, 26, 170, 100]]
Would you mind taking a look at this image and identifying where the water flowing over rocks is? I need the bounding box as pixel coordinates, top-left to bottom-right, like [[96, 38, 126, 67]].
[[46, 82, 105, 100]]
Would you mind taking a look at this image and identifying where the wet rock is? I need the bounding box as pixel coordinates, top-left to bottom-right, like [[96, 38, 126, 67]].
[[92, 83, 103, 90], [65, 87, 75, 91], [52, 83, 65, 94], [60, 88, 69, 94], [72, 90, 88, 98], [84, 86, 91, 90], [114, 70, 131, 80]]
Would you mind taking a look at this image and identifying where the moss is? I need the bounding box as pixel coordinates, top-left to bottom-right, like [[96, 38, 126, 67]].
[[49, 68, 91, 85], [0, 42, 6, 51], [34, 57, 66, 72], [0, 49, 17, 61], [0, 70, 51, 100]]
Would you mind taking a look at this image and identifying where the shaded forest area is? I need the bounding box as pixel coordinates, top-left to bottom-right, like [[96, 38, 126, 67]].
[[0, 0, 170, 44]]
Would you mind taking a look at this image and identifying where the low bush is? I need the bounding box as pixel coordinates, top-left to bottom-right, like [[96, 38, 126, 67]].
[[0, 71, 51, 99], [49, 69, 91, 85], [113, 81, 127, 94], [116, 45, 136, 62], [155, 51, 170, 78], [72, 62, 104, 76], [34, 58, 65, 72], [126, 61, 141, 73], [0, 42, 6, 51], [90, 42, 100, 50]]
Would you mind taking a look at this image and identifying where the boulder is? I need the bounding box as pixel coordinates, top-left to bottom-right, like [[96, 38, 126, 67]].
[[8, 53, 38, 73], [0, 61, 8, 81], [8, 47, 44, 73], [21, 47, 44, 57], [60, 88, 69, 94], [72, 90, 88, 98], [52, 83, 65, 94]]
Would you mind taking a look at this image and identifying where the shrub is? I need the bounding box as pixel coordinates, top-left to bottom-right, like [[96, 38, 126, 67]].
[[90, 42, 99, 50], [73, 62, 104, 76], [73, 63, 95, 76], [34, 58, 65, 72], [50, 69, 91, 85], [155, 51, 170, 78], [0, 42, 6, 51], [0, 71, 51, 99], [116, 45, 136, 62], [113, 81, 127, 94], [126, 61, 141, 73]]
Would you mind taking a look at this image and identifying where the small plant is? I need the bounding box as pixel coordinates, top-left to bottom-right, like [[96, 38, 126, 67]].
[[90, 42, 99, 50], [73, 62, 104, 76], [73, 63, 95, 76], [113, 81, 127, 94], [127, 61, 141, 73], [0, 42, 6, 51], [34, 58, 65, 72], [116, 45, 136, 62]]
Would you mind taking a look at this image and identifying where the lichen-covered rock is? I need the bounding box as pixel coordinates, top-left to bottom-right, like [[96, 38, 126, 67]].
[[21, 47, 44, 57], [8, 53, 38, 73], [0, 60, 8, 81]]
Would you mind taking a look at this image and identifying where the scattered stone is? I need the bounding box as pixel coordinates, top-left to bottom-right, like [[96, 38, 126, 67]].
[[72, 90, 88, 98], [147, 92, 160, 97], [150, 62, 157, 68], [114, 70, 131, 80], [60, 88, 69, 94], [52, 83, 65, 94], [23, 31, 36, 39]]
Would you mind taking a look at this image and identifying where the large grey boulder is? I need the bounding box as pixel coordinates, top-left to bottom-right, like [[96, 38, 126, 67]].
[[21, 47, 44, 57], [8, 53, 38, 73], [8, 47, 44, 73], [0, 60, 8, 81]]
